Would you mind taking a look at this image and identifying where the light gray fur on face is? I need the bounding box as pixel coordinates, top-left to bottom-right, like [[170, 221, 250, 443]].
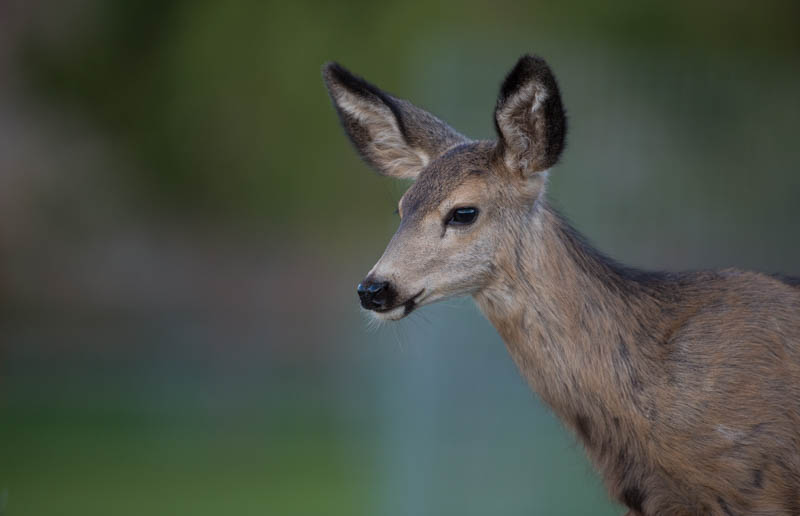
[[367, 144, 512, 320]]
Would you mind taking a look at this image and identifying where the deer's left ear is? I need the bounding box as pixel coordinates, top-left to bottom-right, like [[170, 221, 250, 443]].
[[323, 62, 466, 180], [494, 55, 567, 176]]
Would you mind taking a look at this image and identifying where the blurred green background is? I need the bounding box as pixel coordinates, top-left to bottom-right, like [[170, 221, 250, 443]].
[[1, 1, 799, 515]]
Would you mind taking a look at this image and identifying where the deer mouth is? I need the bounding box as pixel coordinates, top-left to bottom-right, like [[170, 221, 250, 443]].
[[373, 289, 425, 319]]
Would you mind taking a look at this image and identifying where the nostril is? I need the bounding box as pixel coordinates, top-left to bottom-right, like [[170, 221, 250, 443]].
[[367, 282, 385, 295], [357, 283, 366, 294], [370, 282, 390, 307]]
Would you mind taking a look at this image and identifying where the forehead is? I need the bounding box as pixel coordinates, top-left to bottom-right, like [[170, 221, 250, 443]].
[[401, 142, 494, 214]]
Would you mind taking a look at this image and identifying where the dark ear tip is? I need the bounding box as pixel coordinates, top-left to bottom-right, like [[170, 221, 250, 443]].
[[322, 61, 350, 87], [321, 61, 385, 103], [499, 54, 556, 102]]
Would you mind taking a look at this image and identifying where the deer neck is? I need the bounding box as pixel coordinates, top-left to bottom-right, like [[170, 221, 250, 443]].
[[474, 201, 671, 431]]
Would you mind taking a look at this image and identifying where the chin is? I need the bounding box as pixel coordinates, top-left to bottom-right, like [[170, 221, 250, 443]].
[[370, 304, 411, 322]]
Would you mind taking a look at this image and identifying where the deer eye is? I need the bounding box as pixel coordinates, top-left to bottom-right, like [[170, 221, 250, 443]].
[[446, 207, 479, 226]]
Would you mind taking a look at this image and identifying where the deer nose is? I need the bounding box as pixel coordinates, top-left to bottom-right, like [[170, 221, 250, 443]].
[[357, 279, 394, 310]]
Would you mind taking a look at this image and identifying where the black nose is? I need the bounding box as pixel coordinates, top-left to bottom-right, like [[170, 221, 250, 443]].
[[357, 279, 394, 311]]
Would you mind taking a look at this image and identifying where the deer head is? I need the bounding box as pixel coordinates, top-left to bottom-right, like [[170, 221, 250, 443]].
[[323, 55, 566, 320]]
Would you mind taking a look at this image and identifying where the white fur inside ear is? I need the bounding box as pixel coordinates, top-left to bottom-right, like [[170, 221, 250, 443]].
[[531, 87, 547, 114], [335, 89, 429, 179], [496, 83, 548, 173]]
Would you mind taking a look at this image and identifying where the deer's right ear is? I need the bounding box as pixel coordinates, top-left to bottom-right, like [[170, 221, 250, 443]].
[[323, 62, 465, 180]]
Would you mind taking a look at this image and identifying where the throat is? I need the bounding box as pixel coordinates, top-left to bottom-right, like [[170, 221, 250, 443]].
[[473, 203, 672, 433]]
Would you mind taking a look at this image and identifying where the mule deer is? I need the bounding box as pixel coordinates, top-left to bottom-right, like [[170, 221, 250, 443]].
[[322, 55, 800, 515]]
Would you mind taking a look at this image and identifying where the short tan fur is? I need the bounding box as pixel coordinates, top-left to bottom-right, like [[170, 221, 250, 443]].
[[323, 55, 800, 516]]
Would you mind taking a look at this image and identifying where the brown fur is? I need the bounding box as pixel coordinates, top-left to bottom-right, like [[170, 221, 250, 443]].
[[323, 55, 800, 515], [477, 204, 800, 515]]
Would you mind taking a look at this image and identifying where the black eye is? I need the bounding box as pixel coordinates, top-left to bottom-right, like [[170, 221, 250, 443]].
[[447, 207, 479, 226]]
